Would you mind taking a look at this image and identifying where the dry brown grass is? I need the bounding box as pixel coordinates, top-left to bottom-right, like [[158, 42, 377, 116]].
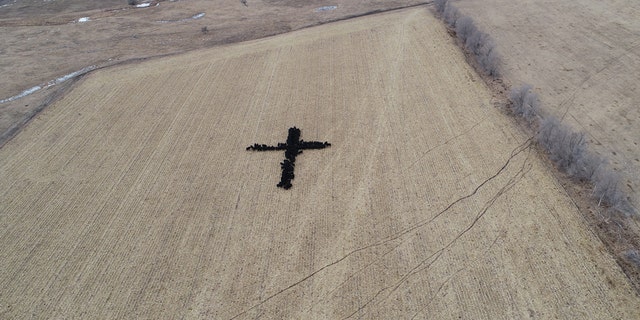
[[1, 8, 638, 318], [453, 0, 640, 211], [0, 0, 427, 145]]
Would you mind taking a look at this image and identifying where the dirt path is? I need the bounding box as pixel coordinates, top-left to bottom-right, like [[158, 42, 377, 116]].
[[1, 8, 638, 319]]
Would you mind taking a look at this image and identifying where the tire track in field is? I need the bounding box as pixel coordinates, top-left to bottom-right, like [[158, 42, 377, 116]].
[[232, 46, 284, 211], [0, 72, 184, 298], [29, 63, 213, 317], [71, 68, 208, 316], [228, 137, 532, 319], [124, 63, 222, 316], [340, 148, 533, 319], [406, 116, 489, 170], [409, 234, 503, 320], [180, 54, 276, 319]]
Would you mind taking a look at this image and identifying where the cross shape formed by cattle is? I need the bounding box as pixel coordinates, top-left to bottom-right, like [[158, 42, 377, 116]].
[[246, 127, 331, 189]]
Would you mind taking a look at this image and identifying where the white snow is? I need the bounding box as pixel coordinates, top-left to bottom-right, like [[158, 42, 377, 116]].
[[78, 17, 90, 23], [136, 3, 151, 8], [314, 5, 337, 12], [157, 12, 205, 23], [0, 86, 42, 104], [52, 66, 96, 85], [0, 0, 16, 8], [0, 66, 97, 104], [191, 13, 205, 19]]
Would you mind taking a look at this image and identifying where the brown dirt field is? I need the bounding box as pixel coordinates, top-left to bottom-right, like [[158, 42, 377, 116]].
[[1, 8, 639, 319], [0, 0, 427, 145], [452, 0, 640, 212]]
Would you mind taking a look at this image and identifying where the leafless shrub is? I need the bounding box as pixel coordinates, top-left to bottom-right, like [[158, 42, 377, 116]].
[[435, 0, 448, 14], [128, 0, 137, 5], [625, 249, 640, 268], [558, 131, 587, 173], [477, 42, 501, 77], [434, 1, 501, 77], [433, 1, 632, 214], [538, 116, 631, 212], [509, 85, 530, 114], [574, 151, 606, 182], [465, 28, 489, 55], [537, 116, 561, 151], [201, 26, 209, 34], [509, 84, 540, 124], [453, 16, 501, 77], [455, 16, 476, 42], [443, 3, 460, 27], [537, 116, 586, 173], [592, 167, 627, 210], [591, 166, 634, 214]]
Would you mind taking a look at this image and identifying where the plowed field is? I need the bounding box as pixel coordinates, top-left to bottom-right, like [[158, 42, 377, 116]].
[[1, 8, 638, 319]]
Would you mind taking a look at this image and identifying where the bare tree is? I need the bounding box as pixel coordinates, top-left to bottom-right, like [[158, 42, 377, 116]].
[[435, 0, 448, 14], [537, 115, 560, 151], [538, 116, 586, 173], [509, 84, 539, 123], [537, 115, 585, 173], [480, 51, 497, 76], [455, 17, 501, 77], [624, 249, 640, 268], [465, 30, 490, 55], [557, 131, 586, 173], [443, 3, 460, 27], [574, 151, 605, 181], [434, 0, 631, 214], [474, 32, 501, 77], [592, 167, 624, 208], [455, 16, 476, 42], [538, 115, 632, 213], [509, 85, 532, 110]]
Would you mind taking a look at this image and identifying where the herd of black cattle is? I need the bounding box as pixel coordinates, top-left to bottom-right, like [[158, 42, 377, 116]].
[[246, 127, 331, 189]]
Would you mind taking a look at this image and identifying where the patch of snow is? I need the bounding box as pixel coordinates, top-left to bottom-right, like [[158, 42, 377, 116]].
[[51, 66, 96, 86], [314, 5, 337, 12], [0, 86, 42, 104], [191, 12, 205, 19], [157, 12, 205, 23], [136, 3, 151, 8], [0, 66, 97, 105], [78, 17, 90, 23], [0, 0, 16, 9]]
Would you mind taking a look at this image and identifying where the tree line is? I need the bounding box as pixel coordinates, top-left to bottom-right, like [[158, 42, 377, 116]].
[[436, 0, 500, 77], [435, 0, 632, 214]]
